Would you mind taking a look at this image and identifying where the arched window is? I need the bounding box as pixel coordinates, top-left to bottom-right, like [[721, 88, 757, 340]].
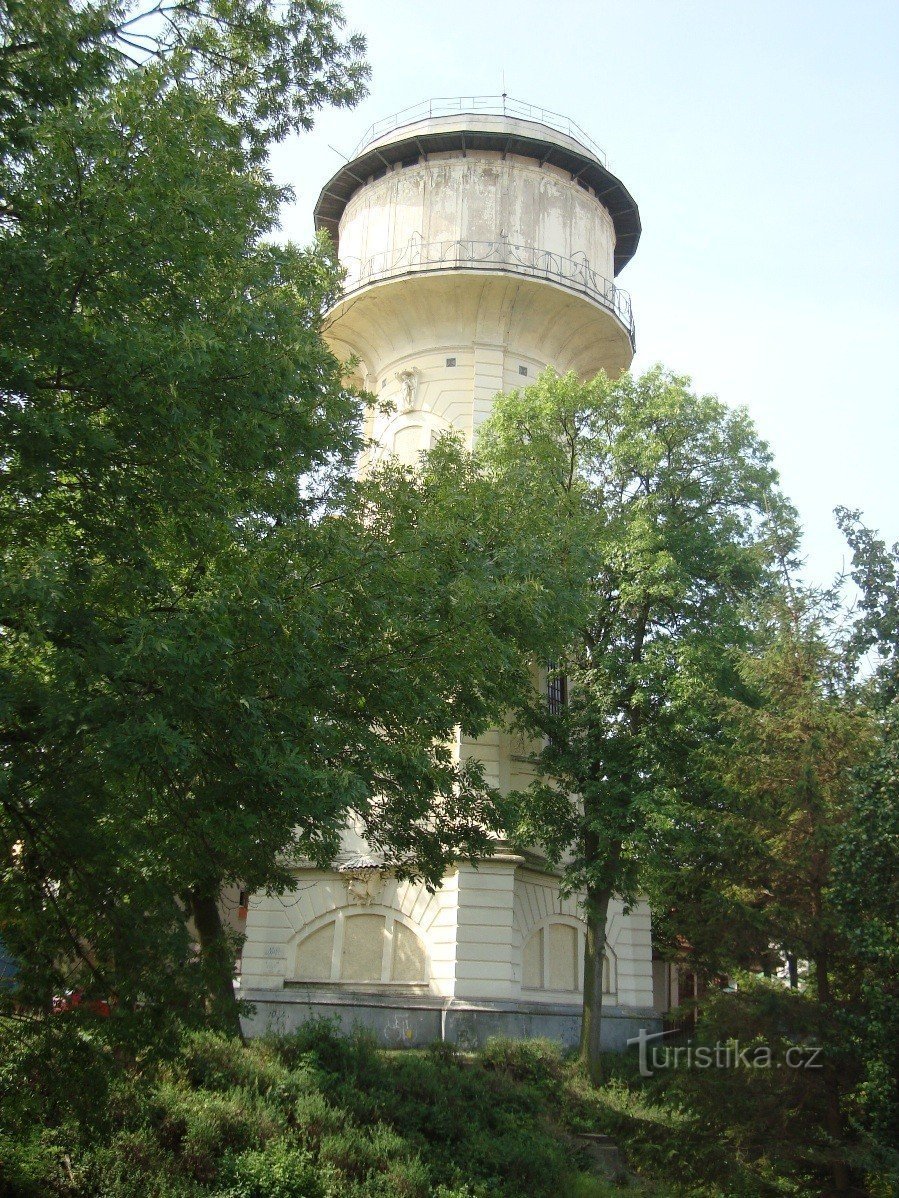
[[292, 910, 428, 985], [522, 921, 615, 995]]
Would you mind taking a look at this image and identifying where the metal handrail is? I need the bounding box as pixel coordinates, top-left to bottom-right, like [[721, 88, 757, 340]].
[[351, 95, 607, 166], [337, 237, 633, 341]]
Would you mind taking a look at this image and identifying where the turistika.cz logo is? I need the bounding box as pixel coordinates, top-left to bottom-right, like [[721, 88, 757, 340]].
[[626, 1028, 824, 1078]]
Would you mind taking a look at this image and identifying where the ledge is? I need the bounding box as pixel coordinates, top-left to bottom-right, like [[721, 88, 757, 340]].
[[242, 986, 659, 1020], [336, 238, 634, 347]]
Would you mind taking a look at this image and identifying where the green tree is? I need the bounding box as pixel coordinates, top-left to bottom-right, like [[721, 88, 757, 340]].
[[0, 0, 368, 1034], [0, 0, 368, 158], [831, 511, 899, 1185], [716, 587, 873, 1194], [478, 366, 789, 1083], [650, 545, 892, 1194], [0, 2, 577, 1035]]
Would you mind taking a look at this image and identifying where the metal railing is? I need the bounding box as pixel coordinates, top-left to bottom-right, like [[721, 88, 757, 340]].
[[351, 95, 607, 166], [338, 237, 633, 338]]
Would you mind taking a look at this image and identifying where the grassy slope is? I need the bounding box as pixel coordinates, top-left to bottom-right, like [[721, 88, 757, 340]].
[[0, 1021, 820, 1198]]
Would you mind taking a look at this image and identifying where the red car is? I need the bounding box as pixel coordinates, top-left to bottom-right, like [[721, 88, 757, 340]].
[[52, 989, 111, 1017]]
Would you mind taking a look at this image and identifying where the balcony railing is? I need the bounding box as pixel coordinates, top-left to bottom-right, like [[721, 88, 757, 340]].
[[338, 237, 634, 342], [352, 95, 607, 166]]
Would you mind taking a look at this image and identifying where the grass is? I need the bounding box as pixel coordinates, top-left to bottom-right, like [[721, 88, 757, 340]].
[[0, 1017, 843, 1197]]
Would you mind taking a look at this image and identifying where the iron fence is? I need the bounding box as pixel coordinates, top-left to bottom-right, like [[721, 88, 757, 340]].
[[351, 95, 607, 165], [338, 237, 634, 340]]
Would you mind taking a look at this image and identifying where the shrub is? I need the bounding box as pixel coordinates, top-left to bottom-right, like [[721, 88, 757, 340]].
[[480, 1037, 566, 1088], [426, 1039, 461, 1065], [317, 1123, 413, 1181], [267, 1019, 377, 1083], [289, 1091, 346, 1146], [0, 1128, 68, 1198], [220, 1142, 324, 1198]]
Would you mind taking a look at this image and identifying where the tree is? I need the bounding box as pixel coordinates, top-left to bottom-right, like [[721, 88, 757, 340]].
[[832, 709, 899, 1185], [830, 511, 899, 1184], [715, 586, 873, 1195], [648, 535, 892, 1195], [0, 0, 368, 158], [478, 366, 789, 1083], [1, 0, 371, 1035], [0, 2, 578, 1034]]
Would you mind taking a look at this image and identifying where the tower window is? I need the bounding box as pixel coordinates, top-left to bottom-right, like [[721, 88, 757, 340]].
[[446, 357, 456, 367], [519, 365, 528, 377], [547, 663, 568, 717]]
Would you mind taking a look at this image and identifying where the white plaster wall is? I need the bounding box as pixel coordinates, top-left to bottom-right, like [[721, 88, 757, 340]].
[[511, 871, 652, 1007], [452, 861, 519, 1001], [327, 271, 632, 404], [241, 870, 459, 998], [242, 862, 655, 1012], [605, 897, 655, 1009], [240, 132, 653, 1021], [364, 342, 558, 468], [339, 152, 616, 284]]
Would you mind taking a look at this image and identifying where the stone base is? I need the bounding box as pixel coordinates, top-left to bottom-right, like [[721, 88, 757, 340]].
[[239, 987, 660, 1052]]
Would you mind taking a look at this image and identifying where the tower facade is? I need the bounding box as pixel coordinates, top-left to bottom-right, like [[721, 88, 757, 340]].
[[240, 99, 659, 1048]]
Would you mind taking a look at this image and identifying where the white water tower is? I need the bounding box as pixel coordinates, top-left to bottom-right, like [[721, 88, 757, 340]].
[[315, 95, 639, 464], [240, 99, 657, 1047]]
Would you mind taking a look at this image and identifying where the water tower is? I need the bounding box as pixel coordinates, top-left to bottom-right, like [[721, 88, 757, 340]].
[[240, 99, 658, 1048], [315, 95, 639, 462]]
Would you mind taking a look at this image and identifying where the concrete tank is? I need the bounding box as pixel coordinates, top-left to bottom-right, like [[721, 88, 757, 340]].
[[314, 96, 641, 465]]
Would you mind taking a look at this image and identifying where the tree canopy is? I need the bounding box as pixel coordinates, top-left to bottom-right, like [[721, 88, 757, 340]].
[[478, 365, 792, 1081], [0, 0, 579, 1030]]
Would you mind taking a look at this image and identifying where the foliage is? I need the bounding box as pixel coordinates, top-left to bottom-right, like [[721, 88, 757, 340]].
[[0, 1017, 837, 1198], [829, 512, 899, 1186], [0, 0, 580, 1027], [478, 365, 791, 1079], [0, 0, 368, 160], [0, 1015, 810, 1198], [0, 0, 370, 1025], [0, 1022, 570, 1197]]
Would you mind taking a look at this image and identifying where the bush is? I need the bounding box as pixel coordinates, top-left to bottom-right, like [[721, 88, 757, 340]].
[[220, 1142, 324, 1198], [481, 1036, 567, 1088], [266, 1019, 377, 1082], [0, 1128, 69, 1198], [0, 1014, 839, 1197]]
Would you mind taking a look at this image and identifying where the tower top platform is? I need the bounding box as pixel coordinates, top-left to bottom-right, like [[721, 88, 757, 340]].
[[314, 95, 641, 277]]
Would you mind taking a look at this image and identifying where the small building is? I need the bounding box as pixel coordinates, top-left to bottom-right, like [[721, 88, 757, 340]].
[[240, 97, 659, 1049]]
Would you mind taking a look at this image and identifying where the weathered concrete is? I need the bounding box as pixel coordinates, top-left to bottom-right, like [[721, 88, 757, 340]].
[[240, 986, 660, 1052]]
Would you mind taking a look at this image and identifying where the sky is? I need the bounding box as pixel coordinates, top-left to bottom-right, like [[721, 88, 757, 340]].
[[269, 0, 899, 587]]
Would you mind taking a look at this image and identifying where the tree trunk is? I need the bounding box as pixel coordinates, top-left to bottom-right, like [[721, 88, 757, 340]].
[[815, 950, 850, 1195], [786, 953, 798, 989], [580, 882, 613, 1087], [189, 887, 243, 1040]]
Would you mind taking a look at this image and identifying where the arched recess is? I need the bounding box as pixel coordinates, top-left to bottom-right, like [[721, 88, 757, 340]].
[[377, 409, 453, 467], [521, 915, 617, 997], [290, 906, 430, 987]]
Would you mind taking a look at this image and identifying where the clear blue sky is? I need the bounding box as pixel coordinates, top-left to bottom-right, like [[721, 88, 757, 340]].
[[270, 0, 899, 586]]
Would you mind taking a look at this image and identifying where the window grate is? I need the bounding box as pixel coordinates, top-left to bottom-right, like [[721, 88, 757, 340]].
[[546, 663, 568, 717]]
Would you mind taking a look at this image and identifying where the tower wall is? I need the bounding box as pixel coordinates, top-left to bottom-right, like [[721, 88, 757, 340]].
[[338, 152, 616, 284]]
